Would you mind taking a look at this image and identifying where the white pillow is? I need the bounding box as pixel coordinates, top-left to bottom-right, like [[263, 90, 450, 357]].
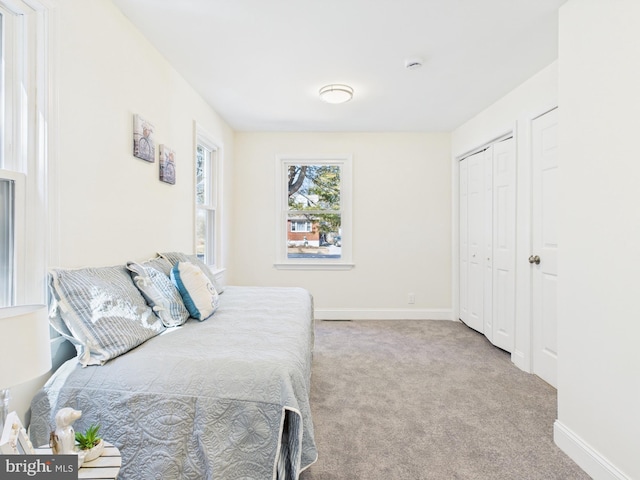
[[170, 262, 220, 321]]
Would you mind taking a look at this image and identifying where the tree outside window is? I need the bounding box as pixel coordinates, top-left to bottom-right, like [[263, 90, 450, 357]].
[[276, 156, 352, 269], [287, 164, 342, 259]]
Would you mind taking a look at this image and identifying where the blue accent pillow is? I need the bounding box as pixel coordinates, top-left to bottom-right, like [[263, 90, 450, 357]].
[[170, 262, 220, 321]]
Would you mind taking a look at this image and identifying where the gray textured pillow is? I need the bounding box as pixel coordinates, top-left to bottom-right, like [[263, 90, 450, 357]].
[[48, 296, 83, 349], [49, 265, 165, 366], [158, 252, 224, 293], [127, 261, 190, 327], [142, 255, 173, 277]]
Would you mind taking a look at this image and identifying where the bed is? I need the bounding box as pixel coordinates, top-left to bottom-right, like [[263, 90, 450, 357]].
[[28, 256, 317, 480]]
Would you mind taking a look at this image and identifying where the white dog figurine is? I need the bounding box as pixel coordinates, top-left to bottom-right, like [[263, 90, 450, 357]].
[[51, 407, 82, 454]]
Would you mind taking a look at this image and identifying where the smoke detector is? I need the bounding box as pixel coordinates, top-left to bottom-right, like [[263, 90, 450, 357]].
[[404, 58, 424, 70]]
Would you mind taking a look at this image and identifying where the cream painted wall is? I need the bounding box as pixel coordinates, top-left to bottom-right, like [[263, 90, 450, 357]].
[[13, 0, 235, 424], [555, 1, 640, 478], [230, 133, 452, 319], [451, 62, 558, 158], [51, 0, 234, 268], [451, 62, 558, 372]]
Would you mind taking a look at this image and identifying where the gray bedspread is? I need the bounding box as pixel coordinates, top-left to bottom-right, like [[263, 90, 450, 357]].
[[30, 286, 317, 479]]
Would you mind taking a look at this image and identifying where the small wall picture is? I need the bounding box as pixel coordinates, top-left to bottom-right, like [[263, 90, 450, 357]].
[[133, 114, 155, 162], [159, 144, 176, 184]]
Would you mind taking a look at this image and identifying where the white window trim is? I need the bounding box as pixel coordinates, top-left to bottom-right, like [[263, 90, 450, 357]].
[[0, 0, 53, 306], [274, 154, 354, 270], [194, 123, 223, 272]]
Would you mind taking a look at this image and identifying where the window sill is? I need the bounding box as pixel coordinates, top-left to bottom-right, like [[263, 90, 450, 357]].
[[206, 267, 226, 291], [274, 262, 355, 271]]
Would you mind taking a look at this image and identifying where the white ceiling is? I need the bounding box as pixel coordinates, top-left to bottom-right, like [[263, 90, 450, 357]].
[[111, 0, 566, 132]]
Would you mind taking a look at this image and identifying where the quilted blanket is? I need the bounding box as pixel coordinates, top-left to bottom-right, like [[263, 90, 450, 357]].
[[30, 286, 317, 479]]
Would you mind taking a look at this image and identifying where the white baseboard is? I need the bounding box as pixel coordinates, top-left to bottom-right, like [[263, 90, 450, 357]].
[[510, 348, 531, 373], [314, 308, 453, 321], [554, 420, 630, 480]]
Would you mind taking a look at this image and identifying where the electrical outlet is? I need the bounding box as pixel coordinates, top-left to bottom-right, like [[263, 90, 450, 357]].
[[408, 293, 415, 304]]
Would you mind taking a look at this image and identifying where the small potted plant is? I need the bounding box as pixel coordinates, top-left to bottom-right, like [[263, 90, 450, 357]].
[[75, 423, 104, 462]]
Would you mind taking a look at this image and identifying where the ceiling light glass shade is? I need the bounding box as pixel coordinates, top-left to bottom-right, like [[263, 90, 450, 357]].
[[319, 84, 353, 104]]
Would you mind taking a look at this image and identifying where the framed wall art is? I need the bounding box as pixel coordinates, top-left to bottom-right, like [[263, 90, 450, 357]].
[[159, 144, 176, 185], [133, 114, 155, 162]]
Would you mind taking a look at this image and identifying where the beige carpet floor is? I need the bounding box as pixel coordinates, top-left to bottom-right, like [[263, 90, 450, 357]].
[[300, 320, 590, 480]]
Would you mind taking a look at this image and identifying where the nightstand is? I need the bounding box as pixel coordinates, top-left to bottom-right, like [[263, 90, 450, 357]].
[[35, 441, 121, 479]]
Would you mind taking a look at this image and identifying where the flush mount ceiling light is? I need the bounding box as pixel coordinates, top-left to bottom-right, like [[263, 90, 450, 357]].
[[404, 58, 424, 70], [319, 84, 353, 104]]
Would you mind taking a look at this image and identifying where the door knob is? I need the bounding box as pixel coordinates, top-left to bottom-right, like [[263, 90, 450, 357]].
[[528, 255, 540, 265]]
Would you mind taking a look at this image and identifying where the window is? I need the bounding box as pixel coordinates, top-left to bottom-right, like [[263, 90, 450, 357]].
[[195, 129, 221, 269], [0, 0, 50, 307], [0, 179, 14, 306], [275, 155, 353, 269]]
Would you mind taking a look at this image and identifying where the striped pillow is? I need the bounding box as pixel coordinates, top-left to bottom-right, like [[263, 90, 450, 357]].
[[158, 252, 224, 293], [49, 265, 165, 366], [127, 261, 190, 327]]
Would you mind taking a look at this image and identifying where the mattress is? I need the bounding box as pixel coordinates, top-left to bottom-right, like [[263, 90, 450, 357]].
[[30, 286, 317, 479]]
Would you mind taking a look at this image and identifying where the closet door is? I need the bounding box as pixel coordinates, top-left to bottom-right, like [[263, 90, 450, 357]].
[[491, 138, 516, 352], [483, 147, 494, 342], [464, 151, 485, 333], [459, 140, 516, 352], [459, 159, 469, 324]]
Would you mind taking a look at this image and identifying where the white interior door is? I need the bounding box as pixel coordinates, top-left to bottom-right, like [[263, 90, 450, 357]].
[[483, 147, 494, 342], [466, 151, 485, 333], [459, 158, 469, 324], [532, 108, 559, 387], [491, 138, 516, 352]]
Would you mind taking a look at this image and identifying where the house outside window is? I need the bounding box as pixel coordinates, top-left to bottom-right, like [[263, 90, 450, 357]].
[[195, 127, 221, 269], [275, 155, 353, 270], [290, 220, 312, 233]]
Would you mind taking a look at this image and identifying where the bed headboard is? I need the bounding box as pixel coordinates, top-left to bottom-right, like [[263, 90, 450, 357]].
[[49, 337, 76, 371]]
